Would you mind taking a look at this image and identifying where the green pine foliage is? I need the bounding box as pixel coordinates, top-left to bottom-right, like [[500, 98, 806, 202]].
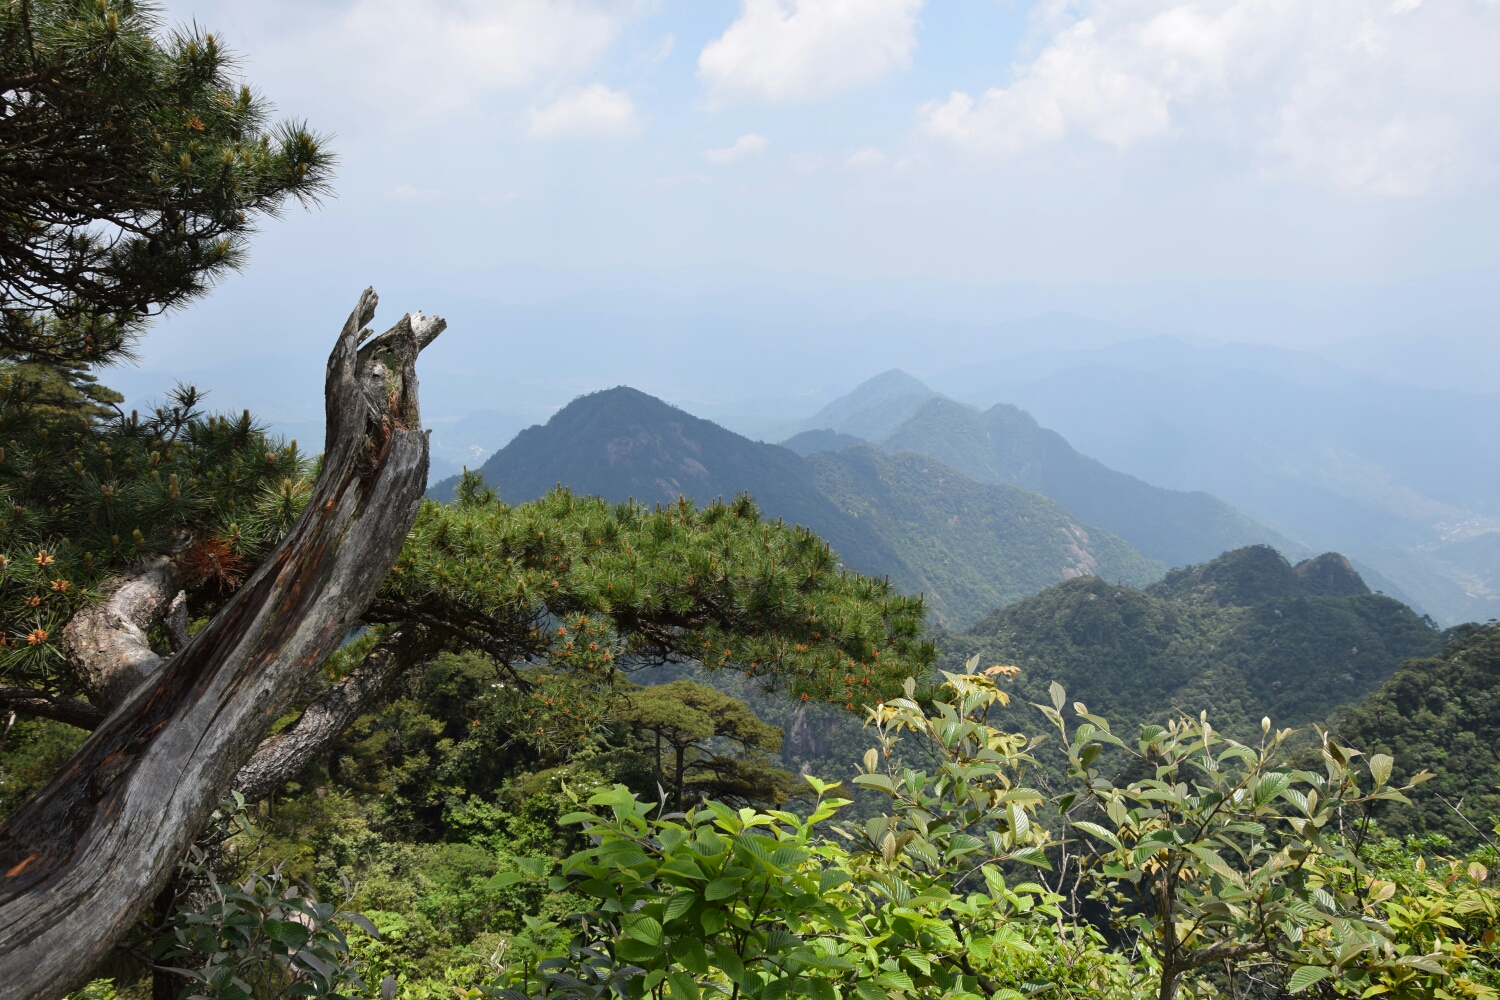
[[0, 377, 312, 689], [376, 476, 934, 718], [1, 0, 333, 366]]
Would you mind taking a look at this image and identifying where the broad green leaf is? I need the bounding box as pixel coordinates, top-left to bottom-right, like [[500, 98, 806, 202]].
[[485, 872, 525, 889], [852, 773, 897, 794], [666, 972, 701, 1000], [710, 945, 745, 983], [263, 919, 310, 950], [1368, 753, 1393, 788], [819, 870, 851, 893], [664, 890, 697, 922], [1070, 821, 1121, 851], [704, 877, 740, 900], [1254, 772, 1291, 807], [1288, 967, 1332, 993], [673, 935, 710, 974], [622, 913, 664, 946]]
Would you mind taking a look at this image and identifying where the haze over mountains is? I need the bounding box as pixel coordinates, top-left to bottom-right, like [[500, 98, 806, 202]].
[[115, 268, 1500, 627], [781, 370, 1293, 571], [784, 347, 1497, 625]]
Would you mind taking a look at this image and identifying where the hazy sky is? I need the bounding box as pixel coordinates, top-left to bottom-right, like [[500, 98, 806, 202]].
[[157, 0, 1498, 293]]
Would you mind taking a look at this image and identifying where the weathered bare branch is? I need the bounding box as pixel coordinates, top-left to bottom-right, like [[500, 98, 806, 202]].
[[232, 625, 441, 802], [60, 555, 177, 714], [0, 289, 444, 1000]]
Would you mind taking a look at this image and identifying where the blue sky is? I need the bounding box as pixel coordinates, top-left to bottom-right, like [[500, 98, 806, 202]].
[[155, 0, 1499, 291], [126, 0, 1500, 445]]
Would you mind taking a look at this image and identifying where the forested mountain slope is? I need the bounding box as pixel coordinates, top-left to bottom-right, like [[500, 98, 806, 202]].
[[939, 545, 1443, 742], [429, 387, 1160, 626], [806, 446, 1161, 625], [882, 395, 1297, 568], [1328, 623, 1500, 847]]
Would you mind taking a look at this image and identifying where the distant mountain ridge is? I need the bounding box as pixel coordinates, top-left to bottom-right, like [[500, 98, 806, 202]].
[[940, 545, 1444, 744], [783, 371, 1296, 571], [919, 334, 1500, 625], [429, 386, 1161, 627]]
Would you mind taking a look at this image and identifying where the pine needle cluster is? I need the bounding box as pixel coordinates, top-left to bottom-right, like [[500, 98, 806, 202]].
[[371, 472, 936, 735], [0, 0, 334, 366], [0, 373, 312, 689]]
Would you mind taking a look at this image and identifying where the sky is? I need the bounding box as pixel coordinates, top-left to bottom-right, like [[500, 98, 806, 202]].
[[152, 0, 1500, 288], [129, 0, 1500, 438]]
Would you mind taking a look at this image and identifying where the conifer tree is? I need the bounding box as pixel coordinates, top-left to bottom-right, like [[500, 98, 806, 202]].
[[1, 0, 333, 366]]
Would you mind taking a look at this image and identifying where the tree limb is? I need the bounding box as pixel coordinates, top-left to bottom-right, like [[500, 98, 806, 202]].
[[0, 289, 444, 1000], [231, 625, 441, 803], [60, 554, 178, 715], [0, 688, 104, 731]]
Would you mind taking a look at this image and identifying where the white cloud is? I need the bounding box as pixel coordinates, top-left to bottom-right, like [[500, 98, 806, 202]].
[[275, 0, 642, 117], [703, 133, 769, 165], [844, 147, 887, 170], [385, 185, 442, 202], [699, 0, 924, 104], [526, 85, 640, 139], [918, 0, 1500, 196]]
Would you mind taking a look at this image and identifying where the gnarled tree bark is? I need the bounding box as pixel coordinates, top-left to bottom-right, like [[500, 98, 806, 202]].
[[61, 555, 180, 715], [231, 625, 442, 802], [0, 289, 444, 1000]]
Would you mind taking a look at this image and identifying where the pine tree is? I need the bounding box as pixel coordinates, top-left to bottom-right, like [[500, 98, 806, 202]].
[[1, 0, 333, 366]]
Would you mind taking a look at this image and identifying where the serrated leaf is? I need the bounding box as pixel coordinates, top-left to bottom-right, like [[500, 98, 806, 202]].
[[704, 877, 740, 900], [664, 891, 697, 922]]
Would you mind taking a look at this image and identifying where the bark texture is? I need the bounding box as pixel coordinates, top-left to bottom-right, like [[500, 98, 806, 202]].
[[0, 289, 444, 1000], [61, 555, 179, 714], [231, 626, 440, 802]]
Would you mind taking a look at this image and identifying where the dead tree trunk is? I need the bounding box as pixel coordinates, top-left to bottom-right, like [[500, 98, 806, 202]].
[[0, 289, 444, 1000], [231, 625, 441, 802]]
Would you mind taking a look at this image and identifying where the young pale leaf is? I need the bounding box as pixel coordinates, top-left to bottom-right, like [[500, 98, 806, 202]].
[[1070, 821, 1122, 851]]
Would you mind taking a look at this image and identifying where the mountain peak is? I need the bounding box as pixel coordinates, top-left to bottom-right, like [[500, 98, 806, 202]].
[[1293, 552, 1371, 597], [789, 369, 939, 443], [853, 368, 932, 397], [1147, 544, 1370, 606]]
